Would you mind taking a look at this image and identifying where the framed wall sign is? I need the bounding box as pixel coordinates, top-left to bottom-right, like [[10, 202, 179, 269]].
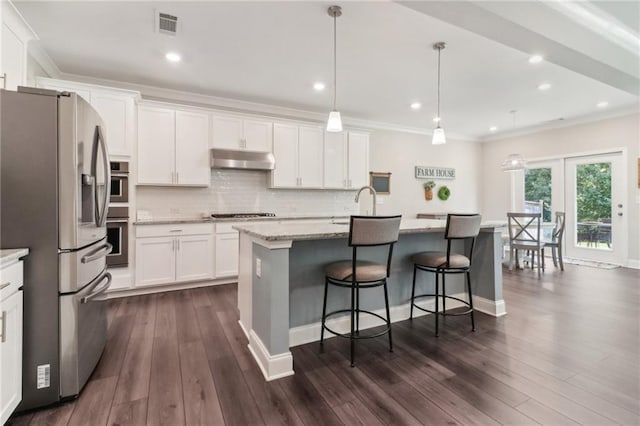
[[370, 172, 391, 194], [415, 166, 455, 180]]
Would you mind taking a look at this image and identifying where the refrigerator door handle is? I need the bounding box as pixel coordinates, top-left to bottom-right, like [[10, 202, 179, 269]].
[[81, 242, 112, 264], [92, 125, 111, 228], [81, 271, 112, 304]]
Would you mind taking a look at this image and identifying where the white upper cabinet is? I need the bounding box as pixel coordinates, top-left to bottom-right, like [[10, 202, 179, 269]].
[[137, 104, 210, 187], [297, 126, 324, 188], [1, 1, 35, 91], [36, 78, 140, 157], [175, 110, 210, 185], [323, 131, 369, 190], [270, 123, 324, 189], [138, 105, 175, 185], [347, 131, 369, 189], [212, 114, 272, 152]]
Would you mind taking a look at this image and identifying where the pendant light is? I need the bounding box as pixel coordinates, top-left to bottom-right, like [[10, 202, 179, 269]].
[[501, 110, 527, 171], [432, 42, 446, 145], [326, 5, 343, 132]]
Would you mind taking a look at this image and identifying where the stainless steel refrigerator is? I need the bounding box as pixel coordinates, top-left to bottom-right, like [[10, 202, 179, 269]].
[[0, 87, 113, 410]]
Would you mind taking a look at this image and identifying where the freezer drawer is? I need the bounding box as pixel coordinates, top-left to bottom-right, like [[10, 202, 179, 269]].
[[59, 269, 111, 398], [59, 238, 111, 293]]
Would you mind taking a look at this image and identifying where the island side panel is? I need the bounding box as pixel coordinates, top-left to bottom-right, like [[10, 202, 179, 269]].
[[238, 232, 254, 338]]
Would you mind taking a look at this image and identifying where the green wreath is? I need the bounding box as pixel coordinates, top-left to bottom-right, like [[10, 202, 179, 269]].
[[438, 186, 450, 201]]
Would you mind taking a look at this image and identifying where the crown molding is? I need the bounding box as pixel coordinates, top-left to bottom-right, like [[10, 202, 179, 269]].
[[479, 104, 639, 143], [28, 42, 61, 79]]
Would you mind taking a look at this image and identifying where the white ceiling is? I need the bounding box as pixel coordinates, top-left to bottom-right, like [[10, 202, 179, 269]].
[[15, 1, 640, 140]]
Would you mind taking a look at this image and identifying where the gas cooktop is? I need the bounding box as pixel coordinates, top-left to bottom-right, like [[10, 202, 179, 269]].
[[210, 212, 276, 219]]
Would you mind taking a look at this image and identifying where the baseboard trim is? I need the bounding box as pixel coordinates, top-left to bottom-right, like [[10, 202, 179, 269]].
[[248, 330, 294, 381], [289, 293, 506, 347], [627, 259, 640, 270], [238, 320, 250, 340], [106, 277, 236, 299]]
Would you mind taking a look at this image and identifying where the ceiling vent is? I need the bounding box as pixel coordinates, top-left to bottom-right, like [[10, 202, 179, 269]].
[[157, 12, 178, 36]]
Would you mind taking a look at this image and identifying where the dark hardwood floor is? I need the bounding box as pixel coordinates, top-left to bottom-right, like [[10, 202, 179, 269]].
[[9, 264, 640, 425]]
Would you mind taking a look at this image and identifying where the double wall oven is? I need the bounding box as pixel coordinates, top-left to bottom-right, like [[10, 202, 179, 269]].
[[107, 161, 129, 267]]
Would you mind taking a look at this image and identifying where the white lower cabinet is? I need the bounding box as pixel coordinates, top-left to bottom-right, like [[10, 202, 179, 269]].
[[0, 260, 25, 425], [215, 227, 239, 278], [135, 224, 214, 287]]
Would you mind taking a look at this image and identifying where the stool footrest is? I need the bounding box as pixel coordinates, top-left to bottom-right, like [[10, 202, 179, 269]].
[[322, 308, 391, 340], [412, 293, 474, 316]]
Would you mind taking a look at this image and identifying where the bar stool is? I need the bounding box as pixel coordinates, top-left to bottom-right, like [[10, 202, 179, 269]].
[[410, 214, 482, 337], [320, 215, 402, 366]]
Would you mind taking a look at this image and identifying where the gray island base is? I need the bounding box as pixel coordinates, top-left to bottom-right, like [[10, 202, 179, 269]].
[[234, 219, 506, 381]]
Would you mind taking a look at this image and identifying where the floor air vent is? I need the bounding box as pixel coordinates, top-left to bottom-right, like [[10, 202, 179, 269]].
[[157, 12, 178, 35]]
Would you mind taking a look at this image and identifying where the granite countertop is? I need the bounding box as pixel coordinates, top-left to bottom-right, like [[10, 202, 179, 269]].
[[0, 248, 29, 267], [234, 219, 506, 242], [134, 214, 350, 226]]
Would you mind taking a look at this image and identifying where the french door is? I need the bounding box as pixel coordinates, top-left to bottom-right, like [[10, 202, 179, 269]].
[[565, 153, 627, 264]]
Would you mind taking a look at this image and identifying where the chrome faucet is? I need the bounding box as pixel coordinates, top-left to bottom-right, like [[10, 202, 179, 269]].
[[355, 186, 377, 216]]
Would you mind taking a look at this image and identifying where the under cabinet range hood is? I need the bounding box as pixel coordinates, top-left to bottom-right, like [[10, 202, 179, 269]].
[[210, 148, 275, 171]]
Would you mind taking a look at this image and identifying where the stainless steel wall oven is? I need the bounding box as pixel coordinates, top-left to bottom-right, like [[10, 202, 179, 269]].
[[106, 206, 129, 267], [109, 161, 128, 203]]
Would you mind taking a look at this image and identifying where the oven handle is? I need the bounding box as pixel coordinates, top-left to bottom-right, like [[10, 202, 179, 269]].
[[107, 219, 129, 223], [111, 172, 129, 177], [81, 271, 112, 304], [81, 242, 113, 264]]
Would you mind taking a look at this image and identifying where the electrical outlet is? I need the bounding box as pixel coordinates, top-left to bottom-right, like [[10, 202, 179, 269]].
[[256, 258, 262, 278]]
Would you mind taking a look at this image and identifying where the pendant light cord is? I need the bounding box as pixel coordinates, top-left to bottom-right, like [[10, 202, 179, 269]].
[[333, 13, 337, 111], [436, 46, 441, 121]]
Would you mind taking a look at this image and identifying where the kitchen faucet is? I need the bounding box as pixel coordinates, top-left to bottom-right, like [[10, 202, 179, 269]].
[[355, 185, 377, 216]]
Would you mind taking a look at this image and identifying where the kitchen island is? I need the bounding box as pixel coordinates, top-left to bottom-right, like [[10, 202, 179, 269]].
[[234, 218, 506, 381]]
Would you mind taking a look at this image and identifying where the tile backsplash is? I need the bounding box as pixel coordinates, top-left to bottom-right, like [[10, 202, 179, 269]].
[[136, 169, 360, 218]]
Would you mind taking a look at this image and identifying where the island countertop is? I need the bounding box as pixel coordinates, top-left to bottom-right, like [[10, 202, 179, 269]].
[[233, 218, 506, 241]]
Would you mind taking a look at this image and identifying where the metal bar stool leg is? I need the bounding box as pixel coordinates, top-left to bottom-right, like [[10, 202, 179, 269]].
[[355, 283, 360, 335], [383, 279, 393, 352], [350, 281, 356, 367], [410, 266, 417, 320], [466, 270, 475, 332], [434, 270, 440, 337], [320, 277, 329, 351], [442, 272, 446, 314]]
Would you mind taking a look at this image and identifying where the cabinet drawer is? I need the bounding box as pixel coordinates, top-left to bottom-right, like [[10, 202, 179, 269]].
[[0, 261, 23, 301], [136, 223, 213, 238]]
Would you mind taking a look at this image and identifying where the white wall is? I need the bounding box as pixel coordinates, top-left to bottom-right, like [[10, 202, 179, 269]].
[[368, 130, 483, 217], [481, 113, 640, 264]]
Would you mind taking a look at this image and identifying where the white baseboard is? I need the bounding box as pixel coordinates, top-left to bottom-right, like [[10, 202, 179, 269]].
[[238, 320, 249, 340], [248, 330, 294, 381], [627, 259, 640, 270], [289, 293, 506, 347], [106, 277, 236, 299]]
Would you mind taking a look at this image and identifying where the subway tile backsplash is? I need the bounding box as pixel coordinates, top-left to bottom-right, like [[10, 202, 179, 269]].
[[136, 169, 359, 218]]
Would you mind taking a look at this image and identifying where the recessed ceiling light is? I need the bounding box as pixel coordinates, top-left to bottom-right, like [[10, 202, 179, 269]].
[[596, 101, 609, 108], [313, 82, 326, 91], [410, 102, 422, 110], [165, 52, 181, 62], [489, 126, 498, 132], [433, 116, 441, 123], [529, 55, 543, 64], [537, 82, 551, 91]]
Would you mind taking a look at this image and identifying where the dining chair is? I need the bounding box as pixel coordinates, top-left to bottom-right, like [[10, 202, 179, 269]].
[[507, 212, 545, 276], [542, 212, 565, 271]]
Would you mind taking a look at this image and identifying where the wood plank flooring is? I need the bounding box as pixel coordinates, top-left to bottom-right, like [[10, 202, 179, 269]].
[[9, 264, 640, 425]]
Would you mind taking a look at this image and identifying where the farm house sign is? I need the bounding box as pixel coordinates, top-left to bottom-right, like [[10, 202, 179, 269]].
[[415, 166, 456, 180]]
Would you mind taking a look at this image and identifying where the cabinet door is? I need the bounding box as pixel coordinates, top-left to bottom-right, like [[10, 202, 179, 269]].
[[323, 132, 347, 189], [137, 106, 175, 185], [91, 93, 134, 157], [212, 115, 243, 150], [271, 123, 299, 188], [0, 290, 22, 426], [175, 110, 210, 186], [135, 237, 176, 286], [243, 119, 273, 152], [215, 233, 239, 277], [176, 235, 214, 282], [347, 132, 369, 189], [298, 126, 324, 188], [1, 23, 24, 91]]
